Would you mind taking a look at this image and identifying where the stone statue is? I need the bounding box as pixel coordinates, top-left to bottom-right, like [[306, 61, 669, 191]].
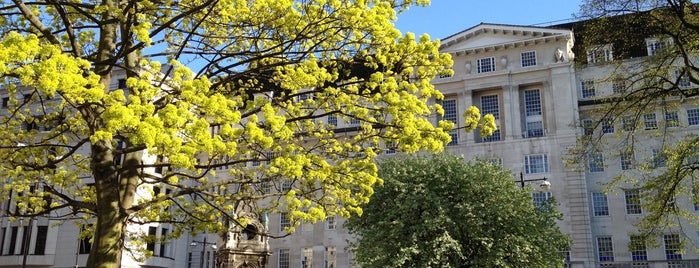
[[554, 48, 565, 63]]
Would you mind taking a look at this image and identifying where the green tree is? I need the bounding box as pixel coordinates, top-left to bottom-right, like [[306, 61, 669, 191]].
[[346, 154, 569, 268], [573, 0, 699, 238], [0, 1, 496, 267]]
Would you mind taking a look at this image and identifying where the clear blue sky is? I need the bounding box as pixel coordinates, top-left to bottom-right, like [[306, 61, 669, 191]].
[[394, 0, 584, 40]]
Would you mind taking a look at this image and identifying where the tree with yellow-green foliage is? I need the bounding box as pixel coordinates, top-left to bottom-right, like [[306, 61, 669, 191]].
[[0, 1, 495, 267]]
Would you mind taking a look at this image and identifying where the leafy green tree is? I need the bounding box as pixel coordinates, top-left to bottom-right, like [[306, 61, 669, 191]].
[[573, 0, 699, 238], [346, 154, 569, 268], [0, 1, 496, 267]]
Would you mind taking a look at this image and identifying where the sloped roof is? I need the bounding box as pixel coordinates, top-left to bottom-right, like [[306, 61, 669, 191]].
[[440, 23, 573, 55]]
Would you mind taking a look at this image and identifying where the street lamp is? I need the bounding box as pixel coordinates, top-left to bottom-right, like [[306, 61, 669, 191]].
[[517, 172, 551, 191], [191, 237, 218, 268]]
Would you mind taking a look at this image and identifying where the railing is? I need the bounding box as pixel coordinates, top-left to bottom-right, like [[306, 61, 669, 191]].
[[597, 259, 699, 268]]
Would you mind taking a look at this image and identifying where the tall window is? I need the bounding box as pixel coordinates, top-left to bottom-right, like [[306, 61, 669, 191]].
[[326, 247, 337, 268], [302, 248, 313, 268], [34, 226, 48, 255], [524, 89, 543, 138], [278, 249, 290, 268], [441, 99, 458, 145], [160, 228, 170, 257], [280, 212, 291, 231], [326, 216, 336, 230], [675, 70, 691, 88], [623, 116, 635, 131], [664, 234, 682, 262], [8, 226, 17, 255], [477, 57, 496, 73], [630, 235, 648, 267], [625, 189, 642, 215], [597, 236, 615, 262], [524, 154, 549, 174], [582, 119, 593, 136], [532, 192, 552, 208], [592, 192, 609, 216], [643, 114, 657, 130], [78, 225, 92, 254], [146, 226, 157, 252], [621, 151, 634, 170], [652, 148, 666, 168], [665, 111, 679, 128], [521, 51, 537, 67], [588, 152, 604, 173], [480, 95, 500, 142], [602, 118, 614, 134], [688, 108, 699, 126], [581, 80, 596, 98]]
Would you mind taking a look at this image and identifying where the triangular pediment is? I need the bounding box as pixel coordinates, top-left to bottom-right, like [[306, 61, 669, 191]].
[[440, 23, 573, 54]]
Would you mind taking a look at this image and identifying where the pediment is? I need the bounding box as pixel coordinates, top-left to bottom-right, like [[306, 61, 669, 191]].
[[440, 23, 573, 54]]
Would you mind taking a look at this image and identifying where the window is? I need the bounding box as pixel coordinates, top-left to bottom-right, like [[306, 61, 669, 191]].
[[588, 152, 604, 173], [488, 158, 503, 166], [625, 189, 642, 215], [597, 236, 614, 262], [524, 90, 541, 116], [602, 118, 614, 134], [1, 97, 8, 108], [665, 111, 679, 128], [281, 180, 292, 192], [34, 225, 47, 255], [480, 95, 499, 119], [477, 57, 496, 73], [621, 151, 634, 170], [521, 51, 537, 67], [302, 248, 312, 268], [326, 247, 337, 268], [0, 227, 4, 256], [482, 130, 501, 142], [327, 115, 337, 127], [118, 79, 127, 90], [675, 70, 691, 88], [437, 73, 453, 79], [526, 121, 544, 138], [326, 216, 336, 230], [441, 99, 458, 145], [349, 117, 360, 125], [146, 226, 157, 252], [385, 141, 397, 155], [8, 226, 17, 255], [630, 235, 648, 267], [532, 191, 552, 208], [278, 249, 290, 268], [664, 234, 682, 261], [280, 212, 291, 231], [647, 38, 670, 56], [582, 119, 593, 136], [652, 148, 666, 168], [623, 116, 635, 131], [78, 225, 92, 254], [581, 80, 596, 98], [643, 114, 657, 130], [587, 44, 613, 63], [19, 226, 27, 256], [524, 154, 549, 174], [592, 192, 609, 216], [688, 109, 699, 126], [160, 228, 169, 257], [612, 79, 626, 94], [297, 92, 313, 102]]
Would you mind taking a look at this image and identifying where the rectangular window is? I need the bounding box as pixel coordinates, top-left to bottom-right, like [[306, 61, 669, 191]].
[[326, 216, 336, 230], [581, 80, 596, 98], [623, 116, 635, 131], [349, 117, 360, 125], [1, 97, 8, 108], [8, 226, 17, 255], [281, 180, 292, 192], [652, 148, 666, 168], [582, 119, 593, 136], [647, 38, 669, 56], [79, 225, 92, 254], [675, 70, 691, 88], [630, 235, 648, 265], [597, 236, 614, 262], [326, 247, 337, 268], [118, 79, 127, 90], [621, 151, 634, 170], [480, 95, 499, 119], [280, 212, 291, 231], [482, 129, 501, 142], [327, 115, 337, 127], [588, 152, 604, 173], [521, 51, 537, 67], [532, 191, 552, 208], [526, 121, 544, 138], [524, 154, 549, 174], [477, 57, 496, 73], [664, 234, 682, 260], [592, 192, 609, 216], [643, 114, 657, 130], [19, 226, 28, 256], [688, 109, 699, 126], [146, 226, 157, 253], [602, 118, 614, 134], [612, 79, 626, 94], [0, 227, 4, 255], [278, 248, 290, 268], [34, 225, 47, 255], [587, 44, 613, 63], [160, 228, 169, 257], [665, 111, 679, 128], [302, 247, 313, 268], [441, 99, 458, 145], [385, 141, 396, 155], [625, 189, 642, 215], [524, 90, 542, 116]]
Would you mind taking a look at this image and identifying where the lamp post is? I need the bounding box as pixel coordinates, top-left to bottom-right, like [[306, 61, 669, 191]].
[[191, 236, 218, 268], [517, 172, 551, 190]]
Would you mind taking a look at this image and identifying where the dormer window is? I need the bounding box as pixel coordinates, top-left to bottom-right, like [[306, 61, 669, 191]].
[[477, 57, 496, 73], [586, 44, 613, 64], [646, 37, 672, 56]]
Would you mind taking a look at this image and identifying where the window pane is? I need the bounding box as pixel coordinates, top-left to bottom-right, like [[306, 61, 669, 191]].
[[588, 153, 604, 173], [524, 90, 541, 116], [592, 192, 609, 216], [525, 154, 549, 174], [442, 99, 458, 145], [688, 109, 699, 126], [643, 114, 657, 130], [625, 190, 642, 215], [581, 80, 596, 98], [597, 236, 614, 262], [477, 57, 496, 73], [521, 51, 537, 67]]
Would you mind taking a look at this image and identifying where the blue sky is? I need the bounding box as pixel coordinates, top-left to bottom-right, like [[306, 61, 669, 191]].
[[394, 0, 583, 40]]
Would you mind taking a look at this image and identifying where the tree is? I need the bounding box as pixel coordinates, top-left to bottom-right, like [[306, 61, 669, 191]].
[[345, 154, 569, 268], [572, 0, 699, 239], [0, 1, 497, 267]]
